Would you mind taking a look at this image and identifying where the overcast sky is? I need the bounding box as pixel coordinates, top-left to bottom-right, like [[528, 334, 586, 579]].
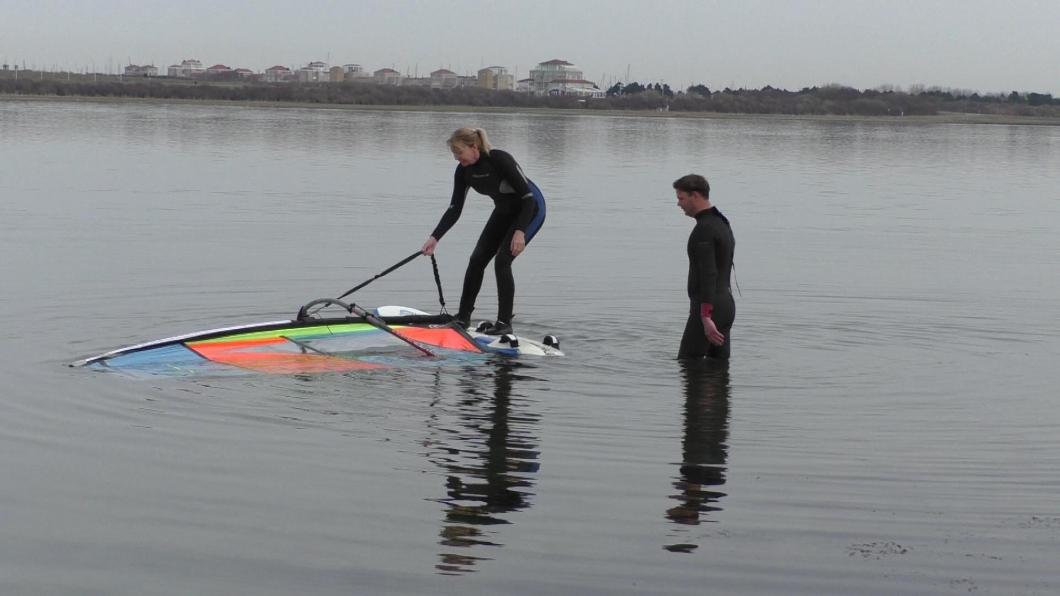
[[3, 0, 1058, 94]]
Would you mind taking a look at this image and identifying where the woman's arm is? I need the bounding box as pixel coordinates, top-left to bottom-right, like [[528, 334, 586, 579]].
[[429, 167, 470, 241]]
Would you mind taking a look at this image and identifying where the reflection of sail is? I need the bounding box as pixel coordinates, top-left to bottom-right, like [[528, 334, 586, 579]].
[[428, 363, 541, 574], [664, 359, 731, 553]]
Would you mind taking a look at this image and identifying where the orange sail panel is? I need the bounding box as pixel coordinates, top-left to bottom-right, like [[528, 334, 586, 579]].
[[187, 337, 384, 373]]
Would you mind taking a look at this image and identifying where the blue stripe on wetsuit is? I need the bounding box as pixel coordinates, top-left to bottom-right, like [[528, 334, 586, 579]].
[[525, 180, 546, 243]]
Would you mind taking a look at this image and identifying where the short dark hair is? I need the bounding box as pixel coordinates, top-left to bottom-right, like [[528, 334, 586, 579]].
[[672, 174, 710, 198]]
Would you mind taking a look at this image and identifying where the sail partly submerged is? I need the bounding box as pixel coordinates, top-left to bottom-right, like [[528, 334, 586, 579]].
[[72, 313, 484, 378]]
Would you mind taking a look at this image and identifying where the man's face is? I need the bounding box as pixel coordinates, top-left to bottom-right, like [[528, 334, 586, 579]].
[[676, 190, 702, 217]]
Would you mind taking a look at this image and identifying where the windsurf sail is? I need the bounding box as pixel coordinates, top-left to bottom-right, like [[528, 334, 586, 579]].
[[71, 253, 560, 378], [72, 309, 484, 378]]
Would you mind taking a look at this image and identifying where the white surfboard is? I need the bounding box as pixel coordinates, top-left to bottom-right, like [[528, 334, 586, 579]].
[[374, 306, 564, 357]]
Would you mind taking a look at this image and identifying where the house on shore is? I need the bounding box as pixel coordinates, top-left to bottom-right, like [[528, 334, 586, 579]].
[[206, 64, 232, 76], [478, 66, 514, 91], [167, 59, 205, 78], [263, 65, 292, 82], [297, 61, 329, 82], [373, 68, 403, 85], [528, 59, 603, 97], [343, 64, 372, 81], [430, 68, 458, 89]]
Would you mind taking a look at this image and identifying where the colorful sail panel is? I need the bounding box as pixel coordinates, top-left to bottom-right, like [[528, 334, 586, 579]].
[[75, 315, 485, 378]]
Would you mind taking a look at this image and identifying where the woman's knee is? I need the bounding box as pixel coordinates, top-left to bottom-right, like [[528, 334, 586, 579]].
[[494, 249, 515, 271], [467, 247, 494, 270]]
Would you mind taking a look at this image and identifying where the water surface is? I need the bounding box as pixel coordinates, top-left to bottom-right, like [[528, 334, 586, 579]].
[[2, 98, 1059, 595]]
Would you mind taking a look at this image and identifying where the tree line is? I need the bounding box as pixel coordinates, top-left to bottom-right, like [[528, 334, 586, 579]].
[[0, 77, 582, 109], [603, 81, 1060, 117], [1, 75, 1057, 118]]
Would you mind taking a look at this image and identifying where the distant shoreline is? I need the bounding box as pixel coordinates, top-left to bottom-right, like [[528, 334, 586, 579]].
[[4, 94, 1060, 127]]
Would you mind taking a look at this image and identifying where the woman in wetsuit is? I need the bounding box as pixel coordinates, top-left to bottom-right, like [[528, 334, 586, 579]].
[[421, 128, 546, 335]]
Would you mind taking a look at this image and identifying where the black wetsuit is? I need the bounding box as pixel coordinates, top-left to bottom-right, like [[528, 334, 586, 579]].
[[430, 149, 545, 324], [679, 207, 735, 359]]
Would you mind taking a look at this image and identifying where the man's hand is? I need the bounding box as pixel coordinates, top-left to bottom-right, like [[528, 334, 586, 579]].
[[703, 316, 725, 346]]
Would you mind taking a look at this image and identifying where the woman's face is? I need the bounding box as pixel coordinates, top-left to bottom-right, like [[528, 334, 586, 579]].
[[451, 143, 480, 167]]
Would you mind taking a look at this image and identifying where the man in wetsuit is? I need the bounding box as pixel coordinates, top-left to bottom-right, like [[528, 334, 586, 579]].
[[421, 128, 546, 335], [674, 174, 735, 359]]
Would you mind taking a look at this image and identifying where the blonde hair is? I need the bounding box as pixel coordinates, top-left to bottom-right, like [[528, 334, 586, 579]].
[[448, 127, 492, 154]]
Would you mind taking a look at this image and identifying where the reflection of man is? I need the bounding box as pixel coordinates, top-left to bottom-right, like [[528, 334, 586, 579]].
[[674, 174, 735, 360], [665, 359, 731, 551]]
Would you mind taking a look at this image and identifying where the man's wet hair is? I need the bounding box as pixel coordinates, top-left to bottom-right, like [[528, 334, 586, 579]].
[[672, 174, 710, 198]]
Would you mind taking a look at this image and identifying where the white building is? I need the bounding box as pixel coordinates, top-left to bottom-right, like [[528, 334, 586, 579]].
[[527, 59, 602, 97], [430, 68, 458, 89], [343, 64, 371, 80], [297, 61, 329, 82], [167, 59, 205, 78], [546, 79, 604, 98]]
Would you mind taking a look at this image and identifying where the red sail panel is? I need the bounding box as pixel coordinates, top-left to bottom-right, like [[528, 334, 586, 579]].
[[396, 326, 482, 352]]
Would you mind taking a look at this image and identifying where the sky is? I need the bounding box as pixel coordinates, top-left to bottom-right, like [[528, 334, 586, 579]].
[[3, 0, 1058, 95]]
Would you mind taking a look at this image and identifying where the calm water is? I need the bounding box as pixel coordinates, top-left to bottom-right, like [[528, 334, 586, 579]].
[[2, 98, 1059, 595]]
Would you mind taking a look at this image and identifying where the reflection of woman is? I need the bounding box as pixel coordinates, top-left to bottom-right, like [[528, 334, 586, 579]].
[[665, 359, 731, 548], [421, 128, 546, 335], [431, 363, 541, 575]]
